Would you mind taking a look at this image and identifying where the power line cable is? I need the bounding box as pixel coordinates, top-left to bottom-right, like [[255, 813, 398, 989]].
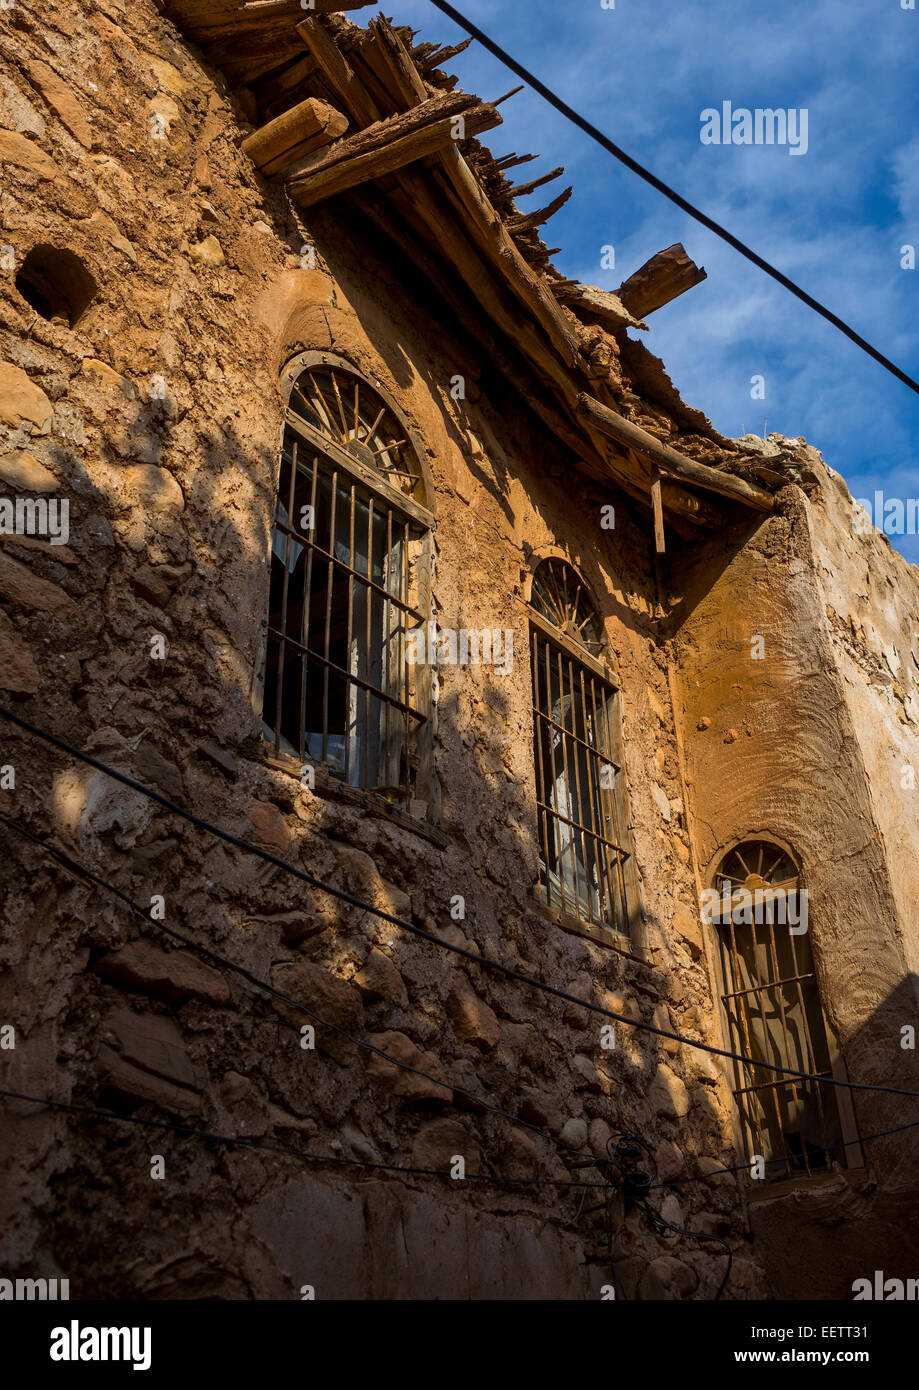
[[0, 1086, 608, 1190], [2, 702, 918, 1101], [426, 0, 919, 399], [14, 808, 919, 1228], [0, 809, 597, 1165], [650, 1112, 919, 1192]]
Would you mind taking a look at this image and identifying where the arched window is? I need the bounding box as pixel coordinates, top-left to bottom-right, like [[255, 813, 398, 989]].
[[708, 839, 860, 1177], [261, 355, 434, 812], [528, 559, 635, 939]]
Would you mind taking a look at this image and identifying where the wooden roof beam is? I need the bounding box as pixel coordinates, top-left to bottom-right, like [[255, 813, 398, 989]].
[[156, 1, 375, 42], [577, 393, 775, 512], [286, 94, 503, 207], [241, 95, 348, 176]]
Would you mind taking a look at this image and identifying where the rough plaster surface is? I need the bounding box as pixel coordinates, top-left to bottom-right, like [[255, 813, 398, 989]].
[[4, 0, 910, 1303]]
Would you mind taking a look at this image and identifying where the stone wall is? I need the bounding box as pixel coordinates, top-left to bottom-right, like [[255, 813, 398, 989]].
[[0, 0, 774, 1300]]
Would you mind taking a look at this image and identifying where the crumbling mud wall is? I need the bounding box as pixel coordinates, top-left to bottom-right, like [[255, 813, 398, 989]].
[[668, 439, 919, 1299], [0, 0, 773, 1300]]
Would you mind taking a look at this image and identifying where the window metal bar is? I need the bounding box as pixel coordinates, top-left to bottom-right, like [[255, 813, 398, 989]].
[[592, 671, 630, 928], [542, 632, 568, 917], [777, 920, 832, 1166], [344, 479, 356, 785], [266, 627, 425, 720], [531, 628, 554, 913], [724, 916, 770, 1165], [296, 457, 319, 762], [755, 917, 809, 1174], [384, 506, 393, 788], [321, 468, 338, 767], [272, 439, 299, 752], [402, 517, 411, 800], [365, 495, 373, 787], [733, 1072, 832, 1100], [555, 645, 582, 924], [721, 971, 815, 1002], [532, 797, 629, 857], [272, 521, 423, 619]]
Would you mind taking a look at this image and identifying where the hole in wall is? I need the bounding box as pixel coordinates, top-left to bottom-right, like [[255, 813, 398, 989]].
[[15, 244, 98, 329]]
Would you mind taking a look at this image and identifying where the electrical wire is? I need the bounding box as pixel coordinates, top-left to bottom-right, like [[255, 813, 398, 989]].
[[426, 0, 919, 399], [0, 1086, 608, 1189], [4, 702, 919, 1104], [649, 1112, 919, 1192], [637, 1197, 733, 1301], [0, 809, 601, 1168]]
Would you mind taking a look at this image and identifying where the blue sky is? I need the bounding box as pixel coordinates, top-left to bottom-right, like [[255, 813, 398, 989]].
[[393, 0, 919, 559]]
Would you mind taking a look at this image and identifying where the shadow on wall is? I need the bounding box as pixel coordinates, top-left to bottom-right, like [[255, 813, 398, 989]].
[[747, 971, 919, 1301], [0, 383, 727, 1296]]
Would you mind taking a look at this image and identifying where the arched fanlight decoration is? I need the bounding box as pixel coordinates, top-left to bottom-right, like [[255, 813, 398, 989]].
[[287, 364, 424, 504], [530, 558, 606, 658], [713, 839, 800, 906]]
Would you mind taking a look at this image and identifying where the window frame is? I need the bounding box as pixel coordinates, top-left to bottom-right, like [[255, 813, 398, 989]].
[[526, 559, 644, 955], [256, 353, 437, 820], [707, 834, 863, 1184]]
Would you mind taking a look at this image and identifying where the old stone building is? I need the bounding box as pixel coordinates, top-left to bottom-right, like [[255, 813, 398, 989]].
[[1, 0, 918, 1301]]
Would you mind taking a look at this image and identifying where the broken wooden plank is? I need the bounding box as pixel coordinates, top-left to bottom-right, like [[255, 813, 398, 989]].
[[156, 0, 375, 42], [286, 94, 502, 206], [493, 152, 538, 172], [295, 15, 381, 127], [505, 184, 572, 232], [417, 38, 473, 73], [241, 95, 348, 176], [576, 393, 775, 512], [556, 282, 647, 332], [365, 16, 586, 373], [506, 165, 564, 200], [617, 242, 707, 318], [651, 469, 665, 553]]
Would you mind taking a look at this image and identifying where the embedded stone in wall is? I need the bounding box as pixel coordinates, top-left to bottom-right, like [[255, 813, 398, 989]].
[[559, 1117, 588, 1150], [24, 59, 93, 148], [270, 959, 363, 1064], [79, 358, 137, 400], [518, 1088, 564, 1133], [0, 549, 73, 616], [446, 970, 501, 1051], [354, 949, 408, 1006], [639, 1255, 698, 1300], [0, 449, 58, 492], [672, 901, 704, 958], [94, 938, 230, 1006], [0, 129, 57, 180], [247, 800, 290, 855], [588, 1117, 613, 1158], [365, 1030, 451, 1101], [654, 1139, 685, 1181], [189, 235, 225, 267], [97, 1008, 206, 1114], [120, 465, 185, 513], [411, 1117, 483, 1174], [135, 743, 184, 802], [0, 609, 38, 696], [646, 1063, 691, 1118], [0, 363, 53, 434]]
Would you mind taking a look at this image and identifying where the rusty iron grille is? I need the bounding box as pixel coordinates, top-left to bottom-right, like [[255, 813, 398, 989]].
[[712, 841, 848, 1177], [262, 405, 427, 806], [530, 624, 630, 934]]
